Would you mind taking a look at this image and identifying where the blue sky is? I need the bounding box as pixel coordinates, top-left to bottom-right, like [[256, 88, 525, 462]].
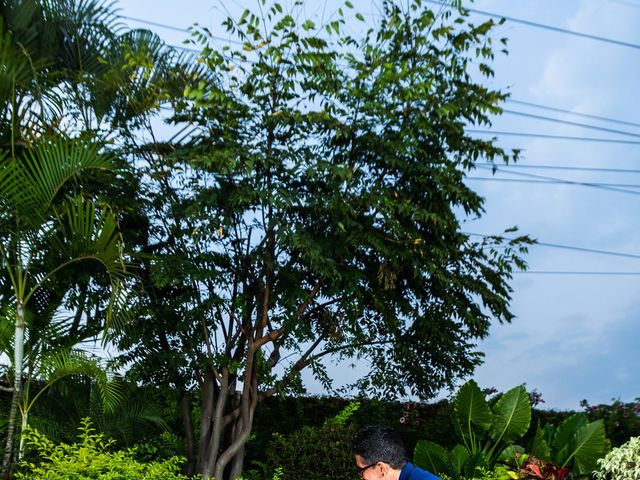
[[118, 0, 640, 410]]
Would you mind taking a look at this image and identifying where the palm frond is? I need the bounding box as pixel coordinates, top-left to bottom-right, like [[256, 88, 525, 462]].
[[0, 21, 36, 108], [28, 348, 124, 415], [0, 138, 116, 223], [42, 0, 123, 76], [88, 391, 168, 446], [50, 195, 126, 278]]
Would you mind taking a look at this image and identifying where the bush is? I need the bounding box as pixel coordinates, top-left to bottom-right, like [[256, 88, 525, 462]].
[[582, 397, 640, 447], [16, 418, 188, 479], [256, 402, 359, 480], [593, 436, 640, 480]]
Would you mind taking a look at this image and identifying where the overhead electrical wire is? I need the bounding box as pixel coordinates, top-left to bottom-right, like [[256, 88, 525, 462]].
[[501, 109, 640, 139], [473, 162, 640, 175], [425, 0, 640, 51], [123, 15, 190, 34], [128, 3, 640, 54], [466, 176, 640, 192], [470, 166, 640, 196], [505, 99, 640, 130], [466, 232, 640, 260], [481, 165, 640, 192], [468, 130, 640, 144]]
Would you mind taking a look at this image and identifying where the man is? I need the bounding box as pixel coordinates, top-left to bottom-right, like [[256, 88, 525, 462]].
[[353, 425, 441, 480]]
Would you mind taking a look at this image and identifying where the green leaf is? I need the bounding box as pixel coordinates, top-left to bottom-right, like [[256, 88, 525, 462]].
[[453, 379, 492, 445], [552, 413, 588, 463], [565, 420, 606, 474], [489, 385, 531, 447], [450, 444, 470, 478], [530, 425, 551, 460], [0, 138, 114, 226], [414, 440, 449, 474]]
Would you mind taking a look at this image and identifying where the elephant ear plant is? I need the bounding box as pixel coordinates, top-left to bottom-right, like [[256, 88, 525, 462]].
[[414, 380, 532, 479], [530, 412, 608, 477], [414, 381, 610, 479]]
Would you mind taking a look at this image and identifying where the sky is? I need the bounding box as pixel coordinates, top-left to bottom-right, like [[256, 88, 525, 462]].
[[117, 0, 640, 410]]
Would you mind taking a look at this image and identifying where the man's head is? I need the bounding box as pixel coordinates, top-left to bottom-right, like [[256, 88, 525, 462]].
[[353, 425, 408, 479]]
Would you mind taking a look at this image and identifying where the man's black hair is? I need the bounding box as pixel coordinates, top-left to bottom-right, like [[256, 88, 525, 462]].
[[353, 425, 408, 469]]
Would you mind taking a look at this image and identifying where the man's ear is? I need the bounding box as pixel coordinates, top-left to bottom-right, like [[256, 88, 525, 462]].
[[378, 462, 389, 476]]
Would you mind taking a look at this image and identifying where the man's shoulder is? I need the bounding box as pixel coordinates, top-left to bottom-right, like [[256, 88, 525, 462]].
[[400, 462, 442, 480]]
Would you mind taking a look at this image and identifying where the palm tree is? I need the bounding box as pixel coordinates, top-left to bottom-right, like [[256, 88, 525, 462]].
[[0, 136, 129, 476], [0, 2, 211, 476]]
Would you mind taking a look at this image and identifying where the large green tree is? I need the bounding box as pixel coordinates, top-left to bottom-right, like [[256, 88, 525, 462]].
[[0, 0, 196, 475], [118, 1, 531, 478]]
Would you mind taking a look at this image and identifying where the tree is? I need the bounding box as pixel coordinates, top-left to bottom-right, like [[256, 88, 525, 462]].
[[0, 0, 208, 473], [0, 137, 129, 477], [0, 1, 133, 474], [118, 1, 531, 478]]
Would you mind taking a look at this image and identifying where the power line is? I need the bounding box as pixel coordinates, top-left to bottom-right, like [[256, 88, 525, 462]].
[[425, 0, 640, 51], [123, 15, 190, 33], [605, 0, 640, 8], [170, 44, 200, 54], [472, 165, 640, 196], [502, 109, 640, 139], [467, 232, 640, 260], [467, 176, 640, 192], [468, 130, 640, 144], [515, 270, 640, 275], [506, 99, 640, 130], [465, 176, 640, 189], [473, 162, 640, 175], [124, 11, 640, 147], [122, 15, 244, 46]]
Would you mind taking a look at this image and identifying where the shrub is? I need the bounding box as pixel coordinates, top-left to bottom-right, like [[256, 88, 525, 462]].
[[16, 418, 188, 479], [257, 402, 360, 480], [593, 436, 640, 480], [582, 397, 640, 447]]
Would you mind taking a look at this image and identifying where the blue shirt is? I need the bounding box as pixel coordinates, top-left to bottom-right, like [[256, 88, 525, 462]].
[[399, 462, 441, 480]]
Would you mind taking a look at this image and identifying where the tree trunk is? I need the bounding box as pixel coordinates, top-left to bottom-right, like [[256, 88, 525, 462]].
[[212, 348, 258, 480], [2, 301, 25, 479], [18, 412, 28, 460], [180, 393, 196, 476], [200, 369, 231, 479], [228, 415, 245, 480], [195, 369, 259, 480]]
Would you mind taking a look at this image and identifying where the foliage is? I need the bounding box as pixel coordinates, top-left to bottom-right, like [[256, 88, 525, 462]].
[[117, 0, 530, 477], [529, 412, 608, 476], [0, 134, 129, 470], [517, 455, 569, 480], [414, 380, 531, 478], [256, 402, 360, 480], [581, 397, 640, 447], [415, 382, 609, 479], [593, 436, 640, 480], [444, 459, 567, 480], [15, 418, 189, 479], [0, 0, 207, 473]]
